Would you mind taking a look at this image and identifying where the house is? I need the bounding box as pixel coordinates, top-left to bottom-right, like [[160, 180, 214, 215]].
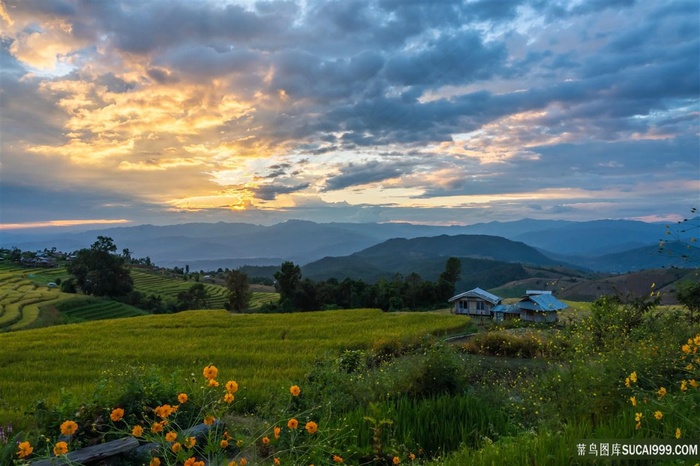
[[448, 287, 502, 316], [513, 290, 567, 323]]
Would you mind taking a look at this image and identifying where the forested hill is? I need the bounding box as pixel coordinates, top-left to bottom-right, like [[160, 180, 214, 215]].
[[300, 234, 571, 289]]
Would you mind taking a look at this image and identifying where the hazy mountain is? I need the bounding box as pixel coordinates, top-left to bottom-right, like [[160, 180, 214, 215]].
[[2, 218, 684, 271]]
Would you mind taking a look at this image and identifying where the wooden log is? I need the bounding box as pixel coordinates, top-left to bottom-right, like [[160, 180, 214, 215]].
[[31, 436, 139, 466]]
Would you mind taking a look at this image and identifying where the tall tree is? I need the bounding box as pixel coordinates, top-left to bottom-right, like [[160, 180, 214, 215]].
[[67, 237, 133, 297], [437, 257, 462, 301], [225, 270, 252, 313], [274, 261, 302, 306]]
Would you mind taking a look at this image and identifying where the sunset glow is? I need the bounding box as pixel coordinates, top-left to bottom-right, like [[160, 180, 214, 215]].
[[1, 0, 697, 228]]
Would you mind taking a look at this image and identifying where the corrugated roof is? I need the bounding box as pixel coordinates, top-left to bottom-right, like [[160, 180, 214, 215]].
[[493, 304, 520, 314], [515, 293, 568, 312], [448, 287, 502, 304]]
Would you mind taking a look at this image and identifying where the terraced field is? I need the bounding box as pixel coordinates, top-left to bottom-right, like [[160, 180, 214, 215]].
[[131, 268, 278, 308]]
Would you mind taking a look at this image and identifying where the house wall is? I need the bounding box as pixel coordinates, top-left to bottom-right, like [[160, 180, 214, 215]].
[[520, 310, 558, 323], [454, 298, 493, 316]]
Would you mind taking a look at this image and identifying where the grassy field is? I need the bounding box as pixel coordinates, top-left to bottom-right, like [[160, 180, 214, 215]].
[[0, 308, 468, 429]]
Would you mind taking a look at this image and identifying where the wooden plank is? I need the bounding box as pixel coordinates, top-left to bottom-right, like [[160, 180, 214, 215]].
[[31, 437, 139, 466]]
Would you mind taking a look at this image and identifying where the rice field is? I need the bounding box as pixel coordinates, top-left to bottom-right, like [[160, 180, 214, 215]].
[[0, 308, 468, 429]]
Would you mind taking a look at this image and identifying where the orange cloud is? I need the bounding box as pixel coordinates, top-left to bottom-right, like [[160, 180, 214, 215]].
[[0, 219, 130, 230]]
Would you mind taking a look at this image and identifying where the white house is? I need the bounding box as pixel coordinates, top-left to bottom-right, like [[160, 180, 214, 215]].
[[448, 287, 502, 316]]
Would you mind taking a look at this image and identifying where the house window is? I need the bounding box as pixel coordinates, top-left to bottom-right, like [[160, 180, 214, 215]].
[[476, 301, 485, 311]]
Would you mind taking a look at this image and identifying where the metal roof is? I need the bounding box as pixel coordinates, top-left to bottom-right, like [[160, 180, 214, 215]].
[[448, 287, 502, 305], [493, 304, 520, 314], [515, 293, 568, 312]]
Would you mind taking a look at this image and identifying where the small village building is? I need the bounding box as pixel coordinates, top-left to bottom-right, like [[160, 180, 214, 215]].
[[492, 303, 521, 322], [448, 287, 502, 316], [513, 290, 567, 323]]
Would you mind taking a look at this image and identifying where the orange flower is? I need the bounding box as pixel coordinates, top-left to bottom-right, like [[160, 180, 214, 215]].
[[287, 418, 298, 429], [240, 459, 248, 466], [204, 416, 216, 426], [226, 380, 239, 393], [184, 458, 196, 466], [262, 436, 270, 444], [178, 393, 189, 403], [203, 364, 219, 380], [53, 441, 69, 456], [208, 379, 220, 387], [333, 455, 344, 463], [151, 422, 164, 433], [17, 441, 33, 459], [224, 393, 235, 404], [172, 442, 182, 453], [155, 405, 173, 419], [289, 385, 301, 397], [150, 458, 161, 466], [393, 456, 400, 465], [60, 420, 78, 436], [184, 436, 196, 449], [274, 459, 280, 465], [166, 431, 178, 442], [409, 453, 416, 461], [221, 439, 229, 448], [305, 421, 318, 434], [228, 462, 238, 466], [110, 408, 125, 422], [132, 425, 144, 437], [274, 426, 281, 439]]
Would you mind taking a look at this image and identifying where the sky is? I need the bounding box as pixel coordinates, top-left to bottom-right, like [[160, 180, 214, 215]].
[[0, 0, 698, 231]]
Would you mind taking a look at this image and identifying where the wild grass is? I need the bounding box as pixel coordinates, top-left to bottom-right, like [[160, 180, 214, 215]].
[[0, 308, 468, 431]]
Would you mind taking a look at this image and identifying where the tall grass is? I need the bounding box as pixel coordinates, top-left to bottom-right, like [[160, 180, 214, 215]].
[[0, 309, 467, 430]]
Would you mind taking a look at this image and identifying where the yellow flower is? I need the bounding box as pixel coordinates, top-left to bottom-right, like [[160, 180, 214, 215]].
[[630, 396, 636, 407], [287, 418, 299, 429], [274, 426, 281, 439], [151, 422, 164, 433], [155, 405, 173, 419], [262, 436, 270, 444], [17, 441, 33, 459], [150, 458, 161, 466], [683, 344, 692, 354], [203, 364, 219, 380], [60, 420, 78, 436], [305, 421, 318, 434], [166, 431, 178, 442], [625, 378, 630, 388], [221, 439, 229, 449], [333, 455, 344, 463], [654, 411, 663, 420], [172, 442, 182, 453], [53, 441, 69, 456], [226, 380, 239, 393], [290, 385, 301, 397], [132, 425, 144, 437], [184, 436, 196, 449], [630, 371, 637, 383], [178, 393, 188, 403], [204, 416, 216, 426], [676, 427, 681, 438], [694, 335, 700, 346], [224, 393, 235, 404], [690, 379, 699, 388], [658, 387, 667, 398], [681, 380, 688, 391], [110, 408, 125, 422], [635, 412, 643, 422]]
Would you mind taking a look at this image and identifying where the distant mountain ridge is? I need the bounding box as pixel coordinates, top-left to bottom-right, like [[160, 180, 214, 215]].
[[2, 217, 691, 273]]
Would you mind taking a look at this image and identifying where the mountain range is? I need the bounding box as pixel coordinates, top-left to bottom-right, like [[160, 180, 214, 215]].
[[2, 217, 697, 274]]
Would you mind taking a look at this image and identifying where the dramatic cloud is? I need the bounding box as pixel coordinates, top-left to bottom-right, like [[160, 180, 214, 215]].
[[0, 0, 697, 230]]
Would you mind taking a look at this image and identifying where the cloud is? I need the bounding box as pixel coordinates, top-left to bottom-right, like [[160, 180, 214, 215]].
[[252, 182, 311, 200]]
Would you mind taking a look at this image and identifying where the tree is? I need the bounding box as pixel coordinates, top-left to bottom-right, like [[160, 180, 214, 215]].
[[437, 257, 461, 301], [274, 261, 302, 306], [176, 283, 209, 311], [67, 237, 133, 297], [676, 280, 700, 323], [225, 270, 252, 313]]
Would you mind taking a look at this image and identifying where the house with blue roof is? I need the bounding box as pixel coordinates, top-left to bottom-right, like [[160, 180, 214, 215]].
[[448, 287, 503, 317]]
